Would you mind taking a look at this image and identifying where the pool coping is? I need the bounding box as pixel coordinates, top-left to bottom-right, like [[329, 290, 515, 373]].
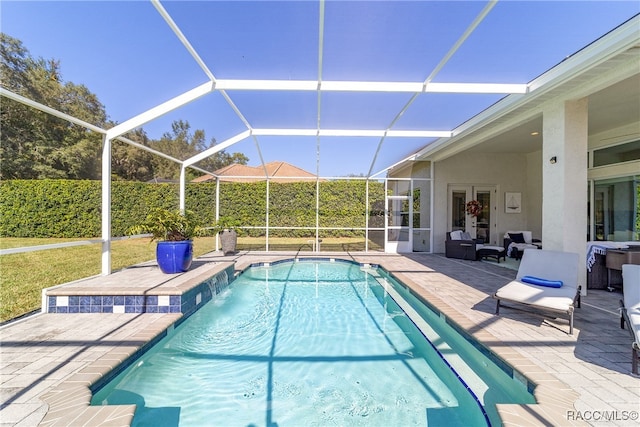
[[37, 260, 235, 426], [384, 264, 584, 426], [34, 254, 585, 426]]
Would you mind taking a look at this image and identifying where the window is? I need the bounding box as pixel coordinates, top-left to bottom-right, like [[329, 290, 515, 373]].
[[591, 175, 640, 241], [593, 139, 640, 167]]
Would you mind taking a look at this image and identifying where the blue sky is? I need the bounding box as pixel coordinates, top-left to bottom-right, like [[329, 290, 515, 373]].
[[2, 1, 639, 177]]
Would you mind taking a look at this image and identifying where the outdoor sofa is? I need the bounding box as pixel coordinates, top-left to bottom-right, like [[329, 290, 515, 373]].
[[503, 230, 542, 259]]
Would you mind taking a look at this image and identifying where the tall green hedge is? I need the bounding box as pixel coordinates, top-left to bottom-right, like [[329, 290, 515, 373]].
[[0, 179, 385, 238]]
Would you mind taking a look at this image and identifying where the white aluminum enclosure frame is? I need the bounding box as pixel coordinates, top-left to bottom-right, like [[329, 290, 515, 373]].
[[4, 1, 635, 275]]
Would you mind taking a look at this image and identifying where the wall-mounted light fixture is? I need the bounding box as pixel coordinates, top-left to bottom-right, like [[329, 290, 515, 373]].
[[549, 156, 557, 164]]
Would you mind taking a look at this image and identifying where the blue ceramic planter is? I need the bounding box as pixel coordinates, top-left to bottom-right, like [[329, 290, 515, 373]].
[[156, 240, 193, 274]]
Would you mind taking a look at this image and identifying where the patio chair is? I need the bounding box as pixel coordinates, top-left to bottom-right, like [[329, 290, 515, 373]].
[[493, 249, 581, 334], [445, 230, 483, 260], [446, 231, 506, 263], [620, 264, 640, 375]]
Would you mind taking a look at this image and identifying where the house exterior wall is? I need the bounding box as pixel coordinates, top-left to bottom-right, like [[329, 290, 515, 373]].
[[432, 151, 540, 253], [388, 160, 432, 178], [541, 99, 589, 258], [526, 150, 543, 239], [422, 120, 639, 258], [588, 122, 640, 181]]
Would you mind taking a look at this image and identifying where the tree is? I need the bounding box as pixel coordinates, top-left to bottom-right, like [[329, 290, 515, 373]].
[[0, 33, 107, 179], [149, 120, 201, 181], [111, 128, 155, 182], [1, 34, 248, 181], [149, 120, 248, 181], [1, 34, 44, 179]]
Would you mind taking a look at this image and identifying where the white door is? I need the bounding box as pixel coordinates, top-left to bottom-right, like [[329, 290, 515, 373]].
[[449, 186, 472, 235], [385, 179, 412, 253], [386, 195, 412, 253], [448, 185, 497, 244]]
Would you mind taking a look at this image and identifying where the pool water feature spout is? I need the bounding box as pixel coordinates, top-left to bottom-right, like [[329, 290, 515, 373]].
[[207, 270, 229, 297]]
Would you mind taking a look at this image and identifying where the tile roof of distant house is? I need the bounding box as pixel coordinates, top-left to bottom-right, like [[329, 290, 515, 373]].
[[192, 161, 319, 183]]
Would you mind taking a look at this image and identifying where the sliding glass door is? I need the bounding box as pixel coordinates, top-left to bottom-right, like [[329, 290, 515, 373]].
[[590, 175, 640, 241]]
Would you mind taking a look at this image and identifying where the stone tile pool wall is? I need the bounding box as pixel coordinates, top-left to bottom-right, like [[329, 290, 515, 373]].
[[46, 264, 236, 316]]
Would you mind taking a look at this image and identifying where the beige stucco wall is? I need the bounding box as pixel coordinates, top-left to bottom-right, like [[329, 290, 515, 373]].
[[542, 99, 589, 257], [402, 123, 638, 255], [390, 161, 431, 178], [432, 151, 543, 253], [526, 150, 543, 239]]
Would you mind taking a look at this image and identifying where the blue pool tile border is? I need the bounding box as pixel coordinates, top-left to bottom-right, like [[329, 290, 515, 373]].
[[241, 257, 530, 395], [381, 268, 537, 396], [367, 267, 491, 426], [53, 258, 533, 397], [245, 257, 378, 270], [48, 294, 179, 314], [87, 257, 531, 424], [87, 264, 236, 397], [83, 258, 532, 417], [47, 264, 236, 317], [89, 324, 169, 396]]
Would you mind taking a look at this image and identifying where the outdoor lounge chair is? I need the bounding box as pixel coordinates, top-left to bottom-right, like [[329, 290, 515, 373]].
[[620, 264, 640, 375], [493, 249, 581, 334]]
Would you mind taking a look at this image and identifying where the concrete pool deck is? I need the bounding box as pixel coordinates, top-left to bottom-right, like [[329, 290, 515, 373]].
[[1, 251, 638, 426]]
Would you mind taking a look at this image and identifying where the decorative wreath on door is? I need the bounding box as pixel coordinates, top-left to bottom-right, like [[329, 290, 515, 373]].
[[465, 200, 482, 217]]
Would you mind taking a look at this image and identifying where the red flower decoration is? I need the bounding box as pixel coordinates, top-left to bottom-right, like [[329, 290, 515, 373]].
[[465, 200, 482, 217]]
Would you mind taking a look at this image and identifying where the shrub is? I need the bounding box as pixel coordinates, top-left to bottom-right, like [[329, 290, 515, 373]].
[[0, 179, 386, 238]]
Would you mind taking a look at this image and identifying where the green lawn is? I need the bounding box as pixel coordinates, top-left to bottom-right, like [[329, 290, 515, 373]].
[[0, 237, 214, 323], [0, 236, 382, 323]]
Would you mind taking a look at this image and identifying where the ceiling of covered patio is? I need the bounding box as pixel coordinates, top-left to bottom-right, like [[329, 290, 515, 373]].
[[3, 1, 639, 178]]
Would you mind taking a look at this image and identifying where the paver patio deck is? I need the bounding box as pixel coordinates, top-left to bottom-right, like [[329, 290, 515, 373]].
[[1, 251, 638, 426]]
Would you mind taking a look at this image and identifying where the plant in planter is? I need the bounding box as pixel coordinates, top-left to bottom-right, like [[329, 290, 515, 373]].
[[211, 216, 241, 255], [129, 208, 201, 274]]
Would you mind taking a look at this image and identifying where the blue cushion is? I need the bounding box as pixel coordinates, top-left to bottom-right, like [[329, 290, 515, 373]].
[[509, 232, 526, 243], [521, 276, 563, 288]]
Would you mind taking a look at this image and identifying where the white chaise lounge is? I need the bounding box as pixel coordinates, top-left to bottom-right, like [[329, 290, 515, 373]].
[[493, 249, 581, 334], [620, 264, 640, 375]]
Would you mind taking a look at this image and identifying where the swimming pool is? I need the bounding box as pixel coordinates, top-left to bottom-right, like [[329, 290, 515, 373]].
[[91, 259, 534, 426]]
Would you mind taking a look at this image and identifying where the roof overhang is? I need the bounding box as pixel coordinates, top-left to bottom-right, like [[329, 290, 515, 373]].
[[401, 14, 640, 166]]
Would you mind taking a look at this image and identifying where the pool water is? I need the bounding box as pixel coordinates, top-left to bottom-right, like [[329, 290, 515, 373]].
[[91, 259, 534, 426]]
